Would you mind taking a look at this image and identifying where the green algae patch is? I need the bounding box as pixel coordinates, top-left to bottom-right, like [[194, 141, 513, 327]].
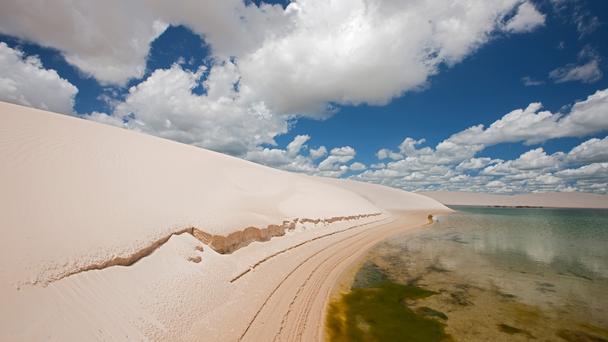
[[557, 329, 607, 342], [351, 261, 389, 289], [579, 324, 608, 340], [498, 323, 535, 338], [416, 307, 448, 321], [326, 281, 449, 342], [498, 323, 525, 334]]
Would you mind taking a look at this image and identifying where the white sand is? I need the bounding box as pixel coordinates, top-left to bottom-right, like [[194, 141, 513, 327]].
[[422, 191, 608, 208], [0, 101, 449, 341]]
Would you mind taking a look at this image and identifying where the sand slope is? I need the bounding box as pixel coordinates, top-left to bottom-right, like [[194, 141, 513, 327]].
[[0, 101, 448, 341], [422, 191, 608, 209], [321, 177, 447, 212]]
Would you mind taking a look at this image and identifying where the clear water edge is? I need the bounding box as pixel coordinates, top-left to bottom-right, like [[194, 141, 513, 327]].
[[326, 206, 608, 341]]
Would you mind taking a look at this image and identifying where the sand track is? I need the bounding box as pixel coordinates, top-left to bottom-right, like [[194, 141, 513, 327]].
[[230, 216, 388, 283], [220, 212, 433, 342]]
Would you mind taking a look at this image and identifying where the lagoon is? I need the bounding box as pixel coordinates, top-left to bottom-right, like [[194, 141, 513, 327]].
[[327, 206, 608, 341]]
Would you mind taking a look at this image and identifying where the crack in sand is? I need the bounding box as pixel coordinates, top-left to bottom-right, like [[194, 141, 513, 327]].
[[39, 227, 203, 286], [38, 213, 382, 286]]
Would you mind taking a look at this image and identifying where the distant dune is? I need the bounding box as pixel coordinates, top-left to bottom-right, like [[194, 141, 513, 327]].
[[0, 101, 448, 341], [421, 191, 608, 209]]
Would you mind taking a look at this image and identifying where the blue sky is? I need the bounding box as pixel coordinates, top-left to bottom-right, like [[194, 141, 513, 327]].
[[1, 0, 607, 193], [286, 1, 608, 162]]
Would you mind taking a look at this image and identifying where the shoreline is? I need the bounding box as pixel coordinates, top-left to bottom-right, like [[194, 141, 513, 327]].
[[331, 207, 608, 341], [323, 213, 446, 340], [421, 191, 608, 209], [449, 204, 608, 210], [194, 210, 447, 341], [325, 213, 439, 306]]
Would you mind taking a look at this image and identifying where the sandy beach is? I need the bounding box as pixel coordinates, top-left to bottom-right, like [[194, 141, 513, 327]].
[[0, 102, 449, 340], [194, 211, 437, 341]]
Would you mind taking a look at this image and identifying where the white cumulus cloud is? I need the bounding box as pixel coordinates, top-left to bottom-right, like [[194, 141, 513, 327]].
[[0, 43, 77, 113], [351, 88, 608, 194], [104, 63, 289, 155], [503, 1, 546, 33], [0, 0, 287, 85], [238, 0, 535, 117], [350, 162, 367, 171], [567, 137, 608, 164], [550, 59, 603, 84], [244, 135, 357, 177], [549, 46, 603, 84], [448, 89, 608, 146]]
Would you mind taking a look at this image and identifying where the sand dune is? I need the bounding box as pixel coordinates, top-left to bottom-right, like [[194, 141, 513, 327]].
[[0, 101, 449, 341], [422, 191, 608, 209]]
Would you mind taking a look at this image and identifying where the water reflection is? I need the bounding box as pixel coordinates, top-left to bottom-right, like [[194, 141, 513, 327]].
[[428, 207, 608, 279], [352, 207, 608, 340]]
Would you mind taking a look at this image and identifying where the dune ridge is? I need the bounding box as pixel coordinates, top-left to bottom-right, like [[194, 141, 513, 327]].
[[0, 101, 449, 341]]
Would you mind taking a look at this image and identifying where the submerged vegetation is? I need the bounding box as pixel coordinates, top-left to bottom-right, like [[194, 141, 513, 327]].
[[497, 323, 535, 339], [326, 208, 608, 341], [326, 262, 449, 342]]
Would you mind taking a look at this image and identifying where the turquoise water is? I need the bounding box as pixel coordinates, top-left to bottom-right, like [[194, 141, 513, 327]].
[[342, 206, 608, 341], [436, 206, 608, 280]]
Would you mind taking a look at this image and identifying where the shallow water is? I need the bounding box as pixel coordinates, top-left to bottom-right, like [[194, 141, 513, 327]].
[[327, 206, 608, 341]]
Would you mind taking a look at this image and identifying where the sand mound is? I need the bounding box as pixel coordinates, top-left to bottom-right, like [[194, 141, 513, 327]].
[[0, 101, 449, 341]]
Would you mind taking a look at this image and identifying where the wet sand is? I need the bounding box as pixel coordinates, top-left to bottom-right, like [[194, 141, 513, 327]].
[[230, 211, 442, 341]]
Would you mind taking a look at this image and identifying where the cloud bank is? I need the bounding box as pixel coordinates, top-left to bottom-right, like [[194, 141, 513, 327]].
[[355, 89, 608, 193]]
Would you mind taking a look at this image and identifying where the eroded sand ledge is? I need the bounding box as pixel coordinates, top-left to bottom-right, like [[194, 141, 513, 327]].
[[43, 213, 381, 286], [194, 213, 382, 254]]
